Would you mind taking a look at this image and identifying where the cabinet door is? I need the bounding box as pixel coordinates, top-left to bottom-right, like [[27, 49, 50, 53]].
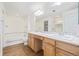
[[28, 34, 31, 47], [34, 38, 42, 52], [56, 41, 79, 55], [28, 34, 34, 50], [56, 48, 74, 56], [43, 43, 55, 56]]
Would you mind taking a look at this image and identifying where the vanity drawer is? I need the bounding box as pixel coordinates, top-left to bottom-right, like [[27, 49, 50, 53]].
[[33, 34, 43, 40], [56, 48, 74, 56], [56, 41, 79, 55], [44, 38, 56, 46]]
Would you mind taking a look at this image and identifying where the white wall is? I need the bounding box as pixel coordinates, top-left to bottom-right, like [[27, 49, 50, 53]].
[[27, 14, 36, 32], [35, 18, 44, 32], [4, 15, 27, 33]]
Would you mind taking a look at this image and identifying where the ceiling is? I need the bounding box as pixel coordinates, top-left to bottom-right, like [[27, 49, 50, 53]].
[[3, 2, 78, 18]]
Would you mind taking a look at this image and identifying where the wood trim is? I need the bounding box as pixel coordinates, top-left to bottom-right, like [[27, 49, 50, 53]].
[[56, 48, 74, 56], [33, 35, 44, 40], [43, 38, 56, 46], [56, 41, 79, 55]]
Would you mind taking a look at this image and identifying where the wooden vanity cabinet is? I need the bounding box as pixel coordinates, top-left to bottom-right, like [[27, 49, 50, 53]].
[[28, 33, 43, 52], [43, 38, 56, 56], [43, 38, 79, 56], [28, 33, 79, 56]]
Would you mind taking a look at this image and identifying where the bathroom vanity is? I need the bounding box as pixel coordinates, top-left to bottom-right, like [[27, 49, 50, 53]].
[[28, 32, 79, 56]]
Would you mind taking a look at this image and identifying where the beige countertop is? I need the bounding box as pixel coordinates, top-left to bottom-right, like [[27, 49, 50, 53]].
[[29, 32, 79, 47]]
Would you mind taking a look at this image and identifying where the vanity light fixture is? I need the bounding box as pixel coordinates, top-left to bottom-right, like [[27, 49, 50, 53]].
[[34, 10, 44, 16]]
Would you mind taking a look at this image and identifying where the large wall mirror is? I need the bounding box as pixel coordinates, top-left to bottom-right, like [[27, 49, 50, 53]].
[[35, 2, 78, 36]]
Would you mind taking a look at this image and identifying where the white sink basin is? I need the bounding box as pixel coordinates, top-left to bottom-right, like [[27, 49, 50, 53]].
[[62, 34, 79, 40], [64, 35, 75, 38]]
